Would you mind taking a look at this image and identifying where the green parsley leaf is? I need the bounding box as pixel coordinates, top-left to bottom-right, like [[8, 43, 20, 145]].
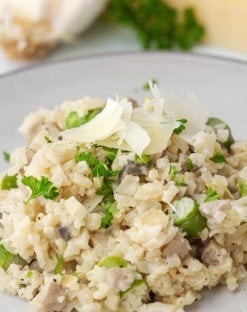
[[173, 119, 188, 135], [22, 176, 59, 203], [96, 179, 113, 197], [175, 175, 186, 186], [65, 108, 102, 129], [134, 154, 150, 164], [1, 174, 18, 190], [44, 136, 52, 143], [100, 201, 118, 229], [0, 244, 26, 271], [168, 165, 178, 180], [238, 181, 247, 198], [176, 8, 205, 50], [75, 151, 98, 167], [92, 163, 119, 178], [3, 151, 10, 162], [54, 254, 63, 275], [98, 256, 128, 268], [106, 0, 204, 50], [143, 79, 158, 90], [204, 187, 220, 203], [26, 270, 33, 278], [185, 157, 193, 172], [103, 146, 118, 166], [210, 152, 226, 163]]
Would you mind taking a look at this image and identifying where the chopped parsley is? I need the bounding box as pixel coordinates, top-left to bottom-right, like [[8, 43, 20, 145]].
[[238, 181, 247, 198], [44, 136, 52, 143], [143, 79, 158, 90], [3, 151, 10, 162], [173, 119, 188, 135], [75, 150, 119, 205], [1, 174, 18, 190], [0, 244, 26, 271], [54, 254, 63, 274], [65, 108, 102, 129], [26, 270, 33, 278], [92, 163, 119, 178], [210, 152, 226, 163], [106, 1, 204, 50], [102, 146, 118, 166], [75, 151, 98, 167], [168, 165, 178, 180], [98, 256, 128, 268], [22, 176, 59, 203], [204, 187, 220, 203], [96, 179, 113, 197], [100, 201, 118, 229], [175, 175, 186, 186], [185, 157, 193, 172], [134, 154, 150, 164]]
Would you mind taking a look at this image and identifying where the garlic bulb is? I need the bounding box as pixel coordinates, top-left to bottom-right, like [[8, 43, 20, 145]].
[[0, 0, 108, 59]]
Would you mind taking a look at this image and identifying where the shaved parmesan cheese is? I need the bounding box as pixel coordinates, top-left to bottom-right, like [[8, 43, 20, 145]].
[[62, 85, 209, 156], [62, 97, 125, 142], [124, 121, 150, 156], [148, 85, 209, 142]]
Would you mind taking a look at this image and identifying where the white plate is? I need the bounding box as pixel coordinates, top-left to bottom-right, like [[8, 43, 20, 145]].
[[0, 52, 246, 311]]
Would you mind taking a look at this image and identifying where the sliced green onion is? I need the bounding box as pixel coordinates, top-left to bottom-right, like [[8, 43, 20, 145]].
[[169, 197, 207, 237], [0, 244, 26, 270], [98, 256, 128, 268], [207, 117, 234, 149], [1, 174, 18, 190]]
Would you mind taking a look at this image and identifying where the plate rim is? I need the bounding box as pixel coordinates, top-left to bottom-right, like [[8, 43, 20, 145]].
[[1, 50, 247, 80]]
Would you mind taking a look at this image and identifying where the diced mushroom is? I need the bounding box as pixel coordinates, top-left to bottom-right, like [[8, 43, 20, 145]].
[[35, 281, 66, 312], [26, 148, 35, 164], [163, 236, 189, 259], [201, 240, 220, 266], [127, 97, 138, 108], [120, 161, 147, 180], [57, 226, 70, 241], [106, 267, 135, 291]]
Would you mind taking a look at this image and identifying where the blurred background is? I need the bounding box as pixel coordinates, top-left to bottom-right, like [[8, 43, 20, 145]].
[[0, 0, 247, 75]]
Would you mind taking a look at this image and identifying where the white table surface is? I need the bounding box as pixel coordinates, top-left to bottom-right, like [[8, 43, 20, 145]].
[[0, 22, 247, 76]]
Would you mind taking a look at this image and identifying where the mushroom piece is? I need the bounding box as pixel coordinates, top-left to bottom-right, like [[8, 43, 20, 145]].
[[201, 240, 220, 267], [0, 0, 108, 59], [57, 226, 70, 241], [163, 236, 189, 260], [119, 160, 147, 180], [33, 281, 66, 312]]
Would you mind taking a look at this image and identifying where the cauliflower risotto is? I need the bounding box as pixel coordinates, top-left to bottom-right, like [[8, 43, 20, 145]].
[[0, 83, 247, 312]]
